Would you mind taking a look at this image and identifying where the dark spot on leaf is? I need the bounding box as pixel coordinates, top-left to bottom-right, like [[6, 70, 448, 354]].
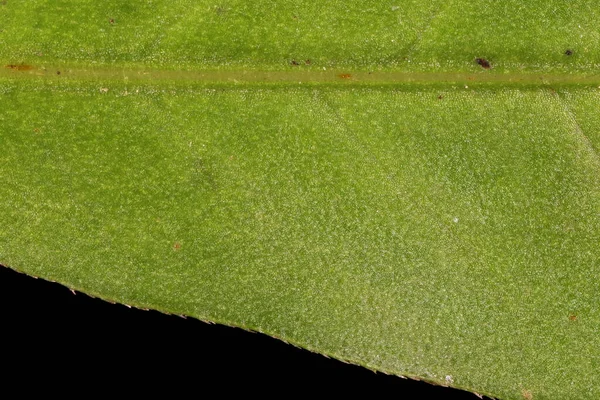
[[291, 60, 300, 66], [305, 59, 311, 65], [438, 95, 443, 100], [5, 64, 34, 71], [338, 73, 352, 79], [522, 389, 533, 400], [56, 71, 61, 75], [565, 49, 573, 56], [193, 157, 218, 190], [173, 242, 182, 251], [475, 58, 491, 69], [569, 314, 577, 321], [109, 18, 115, 24]]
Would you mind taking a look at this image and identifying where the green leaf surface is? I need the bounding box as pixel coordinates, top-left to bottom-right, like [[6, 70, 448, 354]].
[[1, 1, 599, 398]]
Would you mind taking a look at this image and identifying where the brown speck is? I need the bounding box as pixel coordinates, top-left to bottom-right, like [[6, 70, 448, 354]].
[[109, 18, 115, 24], [565, 49, 573, 56], [522, 389, 533, 400], [5, 64, 34, 71], [56, 71, 61, 75], [437, 95, 443, 100], [569, 314, 577, 321], [475, 58, 491, 69], [338, 73, 352, 79], [305, 59, 311, 65], [33, 128, 40, 133], [173, 242, 182, 251], [291, 60, 300, 66]]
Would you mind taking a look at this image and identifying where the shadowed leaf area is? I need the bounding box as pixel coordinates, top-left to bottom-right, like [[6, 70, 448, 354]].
[[1, 1, 599, 399]]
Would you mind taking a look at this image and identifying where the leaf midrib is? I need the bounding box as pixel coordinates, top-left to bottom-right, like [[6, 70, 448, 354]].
[[3, 63, 600, 87]]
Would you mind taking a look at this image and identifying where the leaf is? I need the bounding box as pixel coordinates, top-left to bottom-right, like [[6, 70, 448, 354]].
[[1, 1, 599, 399]]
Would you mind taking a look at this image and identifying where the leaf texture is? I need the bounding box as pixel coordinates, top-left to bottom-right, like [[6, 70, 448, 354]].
[[1, 2, 599, 399]]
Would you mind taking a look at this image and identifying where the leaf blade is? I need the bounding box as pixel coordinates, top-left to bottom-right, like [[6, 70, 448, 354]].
[[1, 2, 600, 399]]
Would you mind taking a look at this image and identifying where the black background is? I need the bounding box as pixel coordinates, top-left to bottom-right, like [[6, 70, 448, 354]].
[[0, 265, 493, 398]]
